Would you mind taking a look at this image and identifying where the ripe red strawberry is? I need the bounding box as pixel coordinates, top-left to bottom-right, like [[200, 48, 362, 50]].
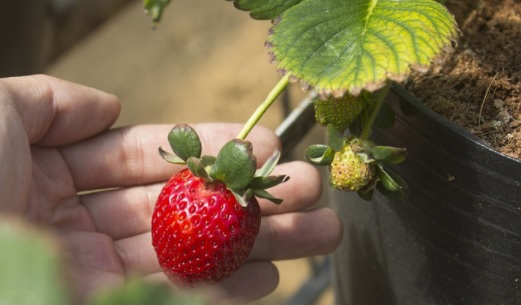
[[152, 168, 261, 284], [152, 124, 287, 285]]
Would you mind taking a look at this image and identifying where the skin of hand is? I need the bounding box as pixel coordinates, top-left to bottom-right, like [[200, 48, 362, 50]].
[[0, 75, 343, 304]]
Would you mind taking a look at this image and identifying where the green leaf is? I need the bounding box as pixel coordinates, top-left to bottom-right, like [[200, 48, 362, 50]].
[[232, 189, 253, 207], [143, 0, 172, 23], [187, 157, 210, 180], [268, 0, 457, 96], [229, 0, 304, 20], [252, 189, 284, 204], [250, 175, 289, 190], [210, 139, 257, 191], [357, 188, 374, 201], [200, 155, 217, 168], [304, 144, 334, 165], [376, 166, 409, 198], [168, 124, 202, 161], [158, 147, 185, 164], [327, 124, 345, 152], [371, 146, 407, 164], [0, 219, 69, 305], [376, 182, 409, 199], [256, 149, 281, 177]]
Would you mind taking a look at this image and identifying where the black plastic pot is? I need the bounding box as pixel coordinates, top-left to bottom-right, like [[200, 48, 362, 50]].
[[331, 85, 521, 305]]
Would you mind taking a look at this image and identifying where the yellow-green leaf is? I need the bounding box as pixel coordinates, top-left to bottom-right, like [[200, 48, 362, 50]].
[[267, 0, 457, 96]]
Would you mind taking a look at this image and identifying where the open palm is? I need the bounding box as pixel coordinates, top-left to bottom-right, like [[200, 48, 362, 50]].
[[0, 75, 342, 304]]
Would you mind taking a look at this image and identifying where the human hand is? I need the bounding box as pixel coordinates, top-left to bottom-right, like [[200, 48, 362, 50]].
[[0, 75, 342, 304]]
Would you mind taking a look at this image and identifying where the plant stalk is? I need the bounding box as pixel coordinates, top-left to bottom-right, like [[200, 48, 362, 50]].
[[360, 81, 391, 140], [236, 74, 290, 140]]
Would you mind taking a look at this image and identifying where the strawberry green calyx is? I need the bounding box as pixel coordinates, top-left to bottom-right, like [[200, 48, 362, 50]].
[[168, 124, 202, 161], [210, 139, 257, 191], [158, 124, 201, 165], [158, 124, 288, 206]]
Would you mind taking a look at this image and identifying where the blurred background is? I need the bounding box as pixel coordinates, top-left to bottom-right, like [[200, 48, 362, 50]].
[[0, 0, 334, 304]]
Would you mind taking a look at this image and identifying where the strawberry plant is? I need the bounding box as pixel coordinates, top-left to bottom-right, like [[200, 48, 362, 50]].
[[144, 0, 458, 283], [152, 124, 287, 284]]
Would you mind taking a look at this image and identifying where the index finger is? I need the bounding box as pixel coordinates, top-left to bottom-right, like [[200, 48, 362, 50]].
[[60, 123, 282, 191], [0, 74, 121, 146]]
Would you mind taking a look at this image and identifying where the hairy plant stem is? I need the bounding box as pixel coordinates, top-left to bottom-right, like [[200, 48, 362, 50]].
[[360, 81, 391, 140], [236, 74, 290, 140]]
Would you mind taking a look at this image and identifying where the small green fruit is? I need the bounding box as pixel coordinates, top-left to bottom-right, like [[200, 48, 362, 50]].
[[329, 138, 375, 191], [314, 94, 367, 133]]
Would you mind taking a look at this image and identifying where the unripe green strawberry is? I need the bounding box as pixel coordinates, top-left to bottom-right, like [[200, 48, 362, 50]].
[[314, 94, 367, 132], [329, 138, 375, 191]]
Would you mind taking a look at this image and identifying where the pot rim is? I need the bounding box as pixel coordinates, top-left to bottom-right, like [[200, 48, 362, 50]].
[[391, 84, 521, 165]]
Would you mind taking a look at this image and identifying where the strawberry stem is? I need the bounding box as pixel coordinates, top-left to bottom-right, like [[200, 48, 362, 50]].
[[360, 81, 391, 140], [236, 74, 290, 140]]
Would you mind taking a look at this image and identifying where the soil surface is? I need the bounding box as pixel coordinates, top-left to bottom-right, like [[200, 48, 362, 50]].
[[404, 0, 521, 159]]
